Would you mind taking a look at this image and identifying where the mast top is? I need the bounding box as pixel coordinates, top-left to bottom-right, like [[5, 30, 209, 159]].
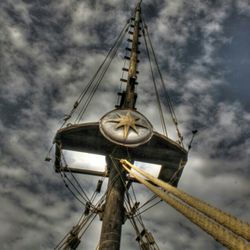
[[119, 1, 142, 109]]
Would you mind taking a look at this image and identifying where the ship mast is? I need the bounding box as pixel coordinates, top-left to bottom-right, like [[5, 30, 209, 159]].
[[52, 1, 188, 249], [122, 2, 141, 109], [98, 3, 142, 250], [49, 1, 250, 249]]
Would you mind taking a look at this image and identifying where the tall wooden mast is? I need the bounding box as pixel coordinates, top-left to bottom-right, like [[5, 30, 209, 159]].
[[53, 1, 188, 248], [122, 2, 141, 109], [99, 3, 142, 250]]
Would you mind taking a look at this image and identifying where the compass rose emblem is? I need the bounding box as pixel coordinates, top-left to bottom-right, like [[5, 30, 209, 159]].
[[99, 109, 153, 147], [108, 111, 148, 140]]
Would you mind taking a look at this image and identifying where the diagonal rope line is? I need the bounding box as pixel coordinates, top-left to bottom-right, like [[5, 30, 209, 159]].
[[121, 159, 250, 247], [74, 21, 130, 123], [136, 160, 186, 215], [54, 174, 120, 250], [142, 18, 184, 145], [142, 27, 167, 137], [56, 20, 130, 127], [110, 155, 159, 249], [59, 172, 86, 207], [61, 152, 92, 203]]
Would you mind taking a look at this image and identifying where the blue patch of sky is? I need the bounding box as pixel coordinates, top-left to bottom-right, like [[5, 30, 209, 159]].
[[218, 10, 250, 110]]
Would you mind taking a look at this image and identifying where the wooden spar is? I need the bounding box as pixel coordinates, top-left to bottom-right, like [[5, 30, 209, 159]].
[[99, 154, 127, 250], [121, 3, 141, 109], [98, 3, 142, 250], [53, 1, 188, 248]]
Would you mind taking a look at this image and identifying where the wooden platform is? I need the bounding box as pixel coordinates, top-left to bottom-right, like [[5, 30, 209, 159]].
[[54, 122, 188, 186]]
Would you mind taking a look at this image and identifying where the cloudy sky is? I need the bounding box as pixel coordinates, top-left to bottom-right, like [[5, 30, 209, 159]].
[[1, 0, 250, 249]]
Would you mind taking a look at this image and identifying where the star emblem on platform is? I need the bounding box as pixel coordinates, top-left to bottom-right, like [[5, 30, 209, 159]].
[[107, 111, 147, 140], [100, 109, 153, 147]]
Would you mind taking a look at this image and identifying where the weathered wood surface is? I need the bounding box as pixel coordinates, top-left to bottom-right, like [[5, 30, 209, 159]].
[[54, 123, 188, 186], [99, 154, 127, 250]]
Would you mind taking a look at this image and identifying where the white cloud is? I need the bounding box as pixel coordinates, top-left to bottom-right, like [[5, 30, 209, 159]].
[[1, 0, 250, 249], [236, 0, 250, 16]]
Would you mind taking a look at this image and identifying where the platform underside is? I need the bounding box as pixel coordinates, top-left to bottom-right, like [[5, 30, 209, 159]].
[[54, 122, 188, 186]]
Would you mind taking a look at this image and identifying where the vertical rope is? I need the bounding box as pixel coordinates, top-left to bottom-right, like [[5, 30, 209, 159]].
[[142, 19, 184, 145], [142, 27, 168, 136]]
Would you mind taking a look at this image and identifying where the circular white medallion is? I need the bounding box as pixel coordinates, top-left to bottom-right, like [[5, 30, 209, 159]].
[[99, 109, 153, 147]]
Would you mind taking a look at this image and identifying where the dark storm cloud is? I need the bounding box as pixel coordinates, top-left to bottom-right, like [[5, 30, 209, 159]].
[[0, 0, 250, 249]]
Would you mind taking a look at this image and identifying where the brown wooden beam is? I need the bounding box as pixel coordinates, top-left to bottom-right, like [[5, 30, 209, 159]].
[[99, 154, 126, 250]]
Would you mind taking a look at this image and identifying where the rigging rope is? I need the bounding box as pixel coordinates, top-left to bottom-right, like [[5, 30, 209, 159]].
[[60, 172, 87, 207], [122, 150, 154, 236], [55, 184, 108, 250], [55, 156, 131, 250], [123, 149, 164, 238], [61, 152, 93, 205], [54, 212, 95, 250], [54, 20, 130, 129], [110, 156, 137, 216], [136, 159, 186, 215], [142, 26, 167, 137], [74, 21, 130, 123], [142, 19, 184, 145], [109, 155, 160, 250], [123, 159, 250, 241], [121, 160, 250, 250]]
